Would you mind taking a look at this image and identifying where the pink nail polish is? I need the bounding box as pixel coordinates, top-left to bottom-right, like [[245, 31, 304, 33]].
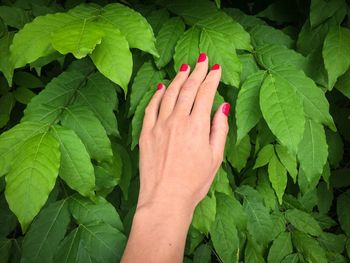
[[180, 64, 189, 72], [197, 52, 206, 62], [157, 83, 163, 90], [222, 103, 230, 116], [211, 64, 220, 70]]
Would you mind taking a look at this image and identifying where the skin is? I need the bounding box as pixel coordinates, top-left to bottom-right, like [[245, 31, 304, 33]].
[[121, 53, 230, 263]]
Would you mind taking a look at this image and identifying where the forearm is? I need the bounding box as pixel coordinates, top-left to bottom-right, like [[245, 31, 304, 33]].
[[121, 197, 195, 263]]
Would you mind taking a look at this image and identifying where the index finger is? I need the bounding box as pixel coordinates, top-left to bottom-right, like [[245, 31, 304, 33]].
[[190, 63, 222, 122]]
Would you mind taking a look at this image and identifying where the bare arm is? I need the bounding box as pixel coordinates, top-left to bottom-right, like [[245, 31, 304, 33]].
[[121, 53, 230, 263]]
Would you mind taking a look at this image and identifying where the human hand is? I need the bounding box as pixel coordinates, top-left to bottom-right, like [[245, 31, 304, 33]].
[[137, 52, 230, 214]]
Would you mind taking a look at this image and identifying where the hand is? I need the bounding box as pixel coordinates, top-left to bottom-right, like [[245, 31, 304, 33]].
[[121, 53, 230, 263], [137, 52, 230, 212]]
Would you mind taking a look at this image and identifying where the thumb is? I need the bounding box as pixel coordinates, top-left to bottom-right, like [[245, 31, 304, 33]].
[[210, 102, 230, 166]]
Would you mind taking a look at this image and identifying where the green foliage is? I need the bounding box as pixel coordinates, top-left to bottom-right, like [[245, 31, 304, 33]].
[[0, 0, 350, 262]]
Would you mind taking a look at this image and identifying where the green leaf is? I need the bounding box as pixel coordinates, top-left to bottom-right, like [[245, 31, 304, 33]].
[[268, 152, 287, 204], [317, 181, 333, 214], [297, 119, 328, 183], [267, 232, 293, 263], [226, 134, 251, 172], [239, 53, 259, 83], [0, 6, 30, 29], [193, 244, 211, 263], [0, 122, 48, 176], [113, 143, 133, 200], [69, 195, 123, 232], [318, 232, 346, 254], [10, 12, 77, 68], [173, 26, 201, 71], [245, 237, 265, 263], [52, 126, 95, 197], [131, 88, 155, 150], [192, 194, 216, 234], [21, 200, 71, 263], [22, 69, 87, 124], [154, 17, 185, 68], [257, 170, 278, 211], [285, 208, 322, 236], [272, 67, 335, 130], [275, 144, 298, 183], [13, 71, 43, 89], [297, 19, 333, 56], [13, 87, 36, 105], [254, 144, 274, 169], [90, 22, 132, 96], [199, 29, 241, 87], [270, 212, 287, 239], [61, 105, 112, 162], [257, 1, 298, 23], [5, 132, 61, 232], [0, 32, 14, 84], [323, 26, 350, 88], [336, 69, 350, 99], [260, 71, 305, 154], [310, 0, 346, 28], [186, 226, 204, 255], [238, 186, 273, 245], [250, 25, 294, 48], [337, 190, 350, 236], [100, 3, 158, 56], [0, 196, 17, 237], [326, 129, 344, 168], [281, 253, 302, 263], [0, 239, 11, 263], [255, 44, 307, 70], [54, 222, 126, 263], [162, 0, 218, 25], [196, 11, 252, 51], [146, 9, 170, 35], [75, 72, 118, 136], [210, 193, 239, 263], [236, 70, 265, 143], [224, 8, 266, 31], [0, 92, 15, 128], [129, 61, 166, 117], [51, 20, 104, 59], [292, 231, 327, 263], [313, 213, 336, 231], [210, 166, 232, 196]]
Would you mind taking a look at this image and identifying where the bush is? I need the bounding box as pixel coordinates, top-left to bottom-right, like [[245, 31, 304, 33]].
[[0, 0, 349, 262]]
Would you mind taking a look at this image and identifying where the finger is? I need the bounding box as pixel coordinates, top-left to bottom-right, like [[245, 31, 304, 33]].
[[173, 52, 209, 116], [210, 102, 230, 166], [158, 63, 190, 120], [191, 64, 221, 122], [141, 83, 166, 131]]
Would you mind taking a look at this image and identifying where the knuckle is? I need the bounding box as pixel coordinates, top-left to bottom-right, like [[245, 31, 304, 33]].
[[164, 88, 177, 98], [183, 78, 198, 89]]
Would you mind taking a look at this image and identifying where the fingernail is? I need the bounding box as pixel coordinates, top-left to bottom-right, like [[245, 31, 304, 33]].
[[222, 103, 230, 116], [197, 52, 206, 62], [211, 64, 220, 70], [180, 63, 189, 72], [157, 83, 163, 90]]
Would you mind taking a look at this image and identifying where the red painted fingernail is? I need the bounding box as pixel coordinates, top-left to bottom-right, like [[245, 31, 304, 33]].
[[180, 63, 188, 72], [211, 64, 220, 70], [157, 83, 163, 90], [197, 52, 206, 62], [222, 103, 230, 116]]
